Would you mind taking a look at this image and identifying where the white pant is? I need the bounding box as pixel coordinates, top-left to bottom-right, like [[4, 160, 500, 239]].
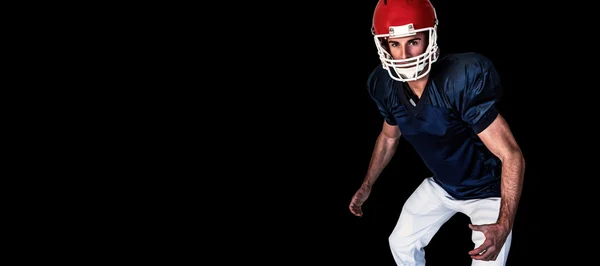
[[389, 177, 512, 266]]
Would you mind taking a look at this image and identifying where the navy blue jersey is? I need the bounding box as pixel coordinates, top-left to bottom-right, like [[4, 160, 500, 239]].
[[367, 52, 503, 200]]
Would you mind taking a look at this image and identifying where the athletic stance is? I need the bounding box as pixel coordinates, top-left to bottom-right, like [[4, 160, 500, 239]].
[[349, 0, 525, 265]]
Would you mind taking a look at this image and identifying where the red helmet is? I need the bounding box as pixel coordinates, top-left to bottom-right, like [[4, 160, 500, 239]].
[[372, 0, 439, 81]]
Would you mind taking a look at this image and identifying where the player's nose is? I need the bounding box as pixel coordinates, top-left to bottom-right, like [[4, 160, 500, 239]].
[[396, 49, 407, 60]]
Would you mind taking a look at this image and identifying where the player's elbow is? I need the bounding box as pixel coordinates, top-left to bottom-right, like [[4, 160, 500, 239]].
[[380, 130, 401, 144], [378, 131, 401, 151], [381, 122, 401, 140], [500, 148, 525, 168]]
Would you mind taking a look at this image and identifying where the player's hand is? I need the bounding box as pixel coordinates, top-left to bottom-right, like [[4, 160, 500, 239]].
[[349, 185, 371, 217], [467, 223, 510, 261]]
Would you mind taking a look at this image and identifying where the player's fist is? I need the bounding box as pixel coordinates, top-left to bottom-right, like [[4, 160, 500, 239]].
[[349, 185, 371, 217]]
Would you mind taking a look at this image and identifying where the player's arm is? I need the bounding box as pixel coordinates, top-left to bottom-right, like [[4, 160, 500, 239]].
[[477, 114, 525, 231], [360, 120, 401, 189]]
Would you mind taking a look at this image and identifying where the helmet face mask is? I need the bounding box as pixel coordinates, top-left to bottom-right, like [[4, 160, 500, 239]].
[[372, 0, 439, 82]]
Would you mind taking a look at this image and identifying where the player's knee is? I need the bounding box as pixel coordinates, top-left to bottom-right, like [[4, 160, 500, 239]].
[[389, 233, 413, 253]]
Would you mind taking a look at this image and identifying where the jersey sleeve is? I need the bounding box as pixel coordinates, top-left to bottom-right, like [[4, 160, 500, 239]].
[[459, 55, 503, 134], [367, 66, 397, 126]]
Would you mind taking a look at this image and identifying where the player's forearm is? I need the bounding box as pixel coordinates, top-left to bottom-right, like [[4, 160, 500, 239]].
[[496, 153, 525, 231], [362, 133, 400, 189]]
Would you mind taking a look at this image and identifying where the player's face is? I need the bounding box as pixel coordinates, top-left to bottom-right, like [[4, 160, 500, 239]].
[[386, 32, 427, 61]]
